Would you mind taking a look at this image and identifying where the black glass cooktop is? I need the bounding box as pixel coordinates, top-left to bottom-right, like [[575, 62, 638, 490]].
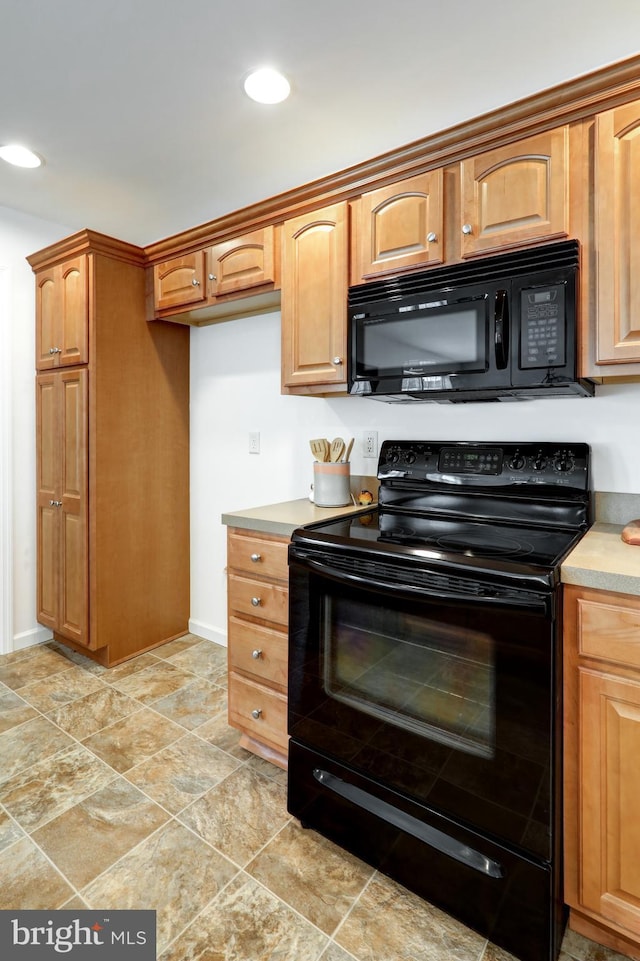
[[302, 509, 584, 570]]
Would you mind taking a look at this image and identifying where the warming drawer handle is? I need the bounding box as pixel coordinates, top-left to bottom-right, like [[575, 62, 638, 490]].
[[313, 768, 503, 879]]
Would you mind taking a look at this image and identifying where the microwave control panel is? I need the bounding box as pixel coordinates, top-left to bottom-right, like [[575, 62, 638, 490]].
[[519, 284, 566, 369]]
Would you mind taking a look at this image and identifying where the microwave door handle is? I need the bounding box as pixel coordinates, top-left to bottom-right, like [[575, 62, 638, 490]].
[[494, 290, 509, 369]]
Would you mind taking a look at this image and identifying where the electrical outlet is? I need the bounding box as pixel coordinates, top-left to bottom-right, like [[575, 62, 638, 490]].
[[248, 431, 260, 454], [363, 430, 378, 458]]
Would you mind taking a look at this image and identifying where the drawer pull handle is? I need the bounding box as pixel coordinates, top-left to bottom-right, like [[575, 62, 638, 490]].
[[252, 649, 263, 659], [251, 597, 261, 607], [251, 709, 262, 719], [250, 553, 261, 562]]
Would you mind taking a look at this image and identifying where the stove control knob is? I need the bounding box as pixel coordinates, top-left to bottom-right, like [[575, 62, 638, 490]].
[[405, 451, 417, 465], [508, 454, 526, 470], [532, 455, 548, 471], [388, 451, 400, 464], [553, 453, 575, 473]]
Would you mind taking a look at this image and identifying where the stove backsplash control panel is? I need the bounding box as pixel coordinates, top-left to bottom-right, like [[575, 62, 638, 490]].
[[377, 440, 590, 490]]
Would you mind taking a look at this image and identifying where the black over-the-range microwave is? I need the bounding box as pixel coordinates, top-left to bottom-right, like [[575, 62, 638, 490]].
[[348, 240, 595, 403]]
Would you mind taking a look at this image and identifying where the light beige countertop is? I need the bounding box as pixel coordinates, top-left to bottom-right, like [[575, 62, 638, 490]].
[[221, 498, 369, 538], [561, 522, 640, 596]]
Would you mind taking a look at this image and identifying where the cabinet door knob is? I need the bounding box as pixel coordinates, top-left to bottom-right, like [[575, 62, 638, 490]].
[[426, 231, 438, 242], [251, 597, 261, 607], [208, 273, 216, 281], [191, 278, 200, 286], [250, 553, 261, 563], [332, 357, 343, 366], [48, 346, 62, 354], [49, 499, 62, 507], [462, 223, 473, 235], [252, 649, 263, 659], [251, 708, 262, 719]]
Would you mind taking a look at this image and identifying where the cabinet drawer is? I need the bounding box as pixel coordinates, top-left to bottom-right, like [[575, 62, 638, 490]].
[[228, 673, 288, 752], [228, 573, 288, 627], [228, 616, 288, 689], [227, 530, 289, 581], [578, 595, 640, 670]]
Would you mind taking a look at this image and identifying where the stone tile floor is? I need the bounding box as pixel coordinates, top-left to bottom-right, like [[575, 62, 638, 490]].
[[0, 634, 630, 961]]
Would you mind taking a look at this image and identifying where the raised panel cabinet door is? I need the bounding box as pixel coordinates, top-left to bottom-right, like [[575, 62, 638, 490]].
[[209, 227, 276, 297], [153, 250, 207, 311], [59, 368, 89, 646], [36, 373, 61, 629], [595, 101, 640, 364], [35, 256, 88, 369], [461, 128, 569, 257], [578, 667, 640, 936], [356, 171, 444, 280], [35, 369, 89, 645], [281, 202, 348, 389]]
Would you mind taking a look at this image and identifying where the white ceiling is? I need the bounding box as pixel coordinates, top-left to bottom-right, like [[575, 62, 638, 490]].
[[2, 0, 640, 247]]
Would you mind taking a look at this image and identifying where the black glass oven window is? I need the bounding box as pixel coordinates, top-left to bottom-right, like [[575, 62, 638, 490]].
[[358, 298, 487, 376], [322, 595, 495, 759]]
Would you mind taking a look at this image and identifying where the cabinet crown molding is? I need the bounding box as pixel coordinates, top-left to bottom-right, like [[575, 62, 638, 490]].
[[144, 53, 640, 264], [27, 229, 146, 271]]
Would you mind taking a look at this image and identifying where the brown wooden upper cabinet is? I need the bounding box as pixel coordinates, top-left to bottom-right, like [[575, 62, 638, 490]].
[[460, 128, 570, 257], [153, 226, 278, 316], [153, 251, 208, 312], [352, 171, 444, 282], [594, 99, 640, 366], [35, 255, 88, 369], [281, 202, 349, 392]]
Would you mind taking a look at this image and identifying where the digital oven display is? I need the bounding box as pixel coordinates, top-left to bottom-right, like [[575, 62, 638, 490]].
[[438, 447, 503, 475]]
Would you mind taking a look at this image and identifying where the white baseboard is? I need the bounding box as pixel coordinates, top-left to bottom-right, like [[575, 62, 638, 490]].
[[188, 619, 227, 648], [12, 624, 53, 653]]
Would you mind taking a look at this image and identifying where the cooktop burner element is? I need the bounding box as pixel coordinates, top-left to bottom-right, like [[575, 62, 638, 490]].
[[432, 530, 531, 557]]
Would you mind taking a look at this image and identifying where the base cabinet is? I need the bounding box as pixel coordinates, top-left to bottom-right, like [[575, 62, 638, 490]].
[[564, 584, 640, 959], [29, 231, 190, 667], [226, 527, 289, 768]]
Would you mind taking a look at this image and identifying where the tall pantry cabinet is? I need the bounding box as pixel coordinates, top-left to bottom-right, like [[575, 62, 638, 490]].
[[29, 230, 190, 666]]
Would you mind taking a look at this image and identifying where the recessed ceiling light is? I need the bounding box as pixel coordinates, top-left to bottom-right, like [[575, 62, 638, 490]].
[[0, 144, 42, 168], [244, 67, 290, 105]]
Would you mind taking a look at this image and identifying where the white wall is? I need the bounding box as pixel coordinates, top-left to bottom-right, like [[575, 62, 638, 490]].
[[190, 309, 640, 644], [0, 207, 72, 651]]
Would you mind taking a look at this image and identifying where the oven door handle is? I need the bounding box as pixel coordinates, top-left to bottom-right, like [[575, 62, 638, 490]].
[[296, 554, 550, 614]]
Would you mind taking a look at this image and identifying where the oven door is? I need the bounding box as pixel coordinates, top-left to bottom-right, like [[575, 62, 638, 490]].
[[288, 546, 560, 863]]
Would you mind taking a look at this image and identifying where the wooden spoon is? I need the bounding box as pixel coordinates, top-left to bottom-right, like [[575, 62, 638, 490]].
[[330, 437, 345, 462], [343, 437, 354, 462], [310, 438, 327, 461]]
